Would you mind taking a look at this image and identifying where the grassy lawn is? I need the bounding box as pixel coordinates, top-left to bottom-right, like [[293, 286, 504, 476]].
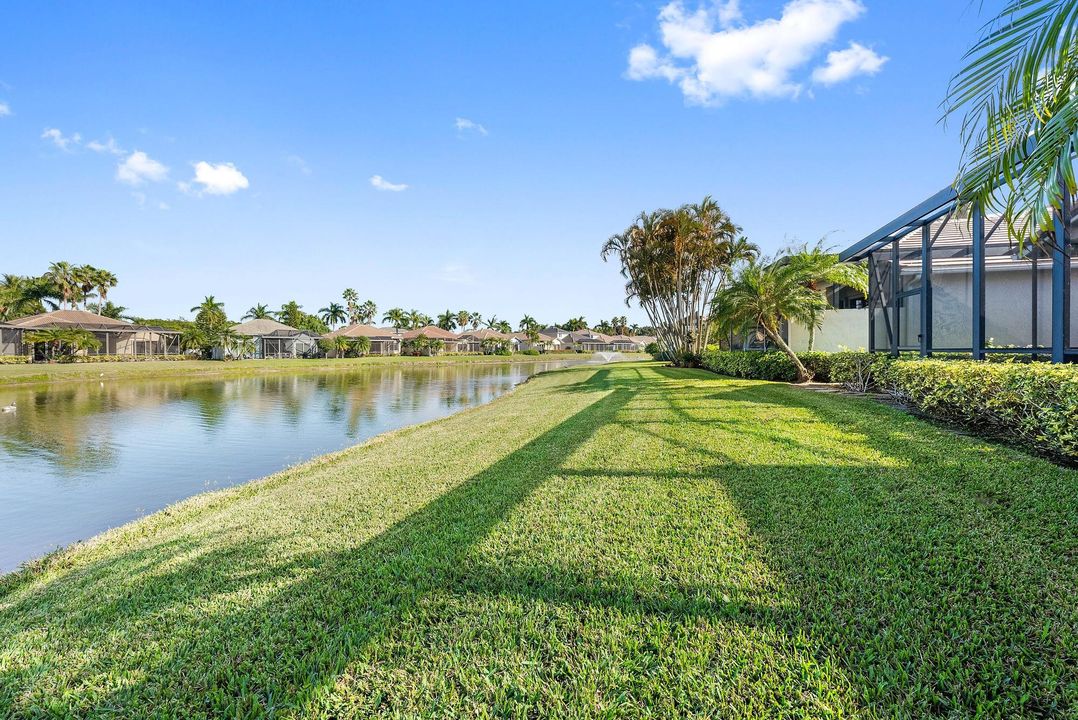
[[1, 362, 1075, 717], [0, 353, 637, 388]]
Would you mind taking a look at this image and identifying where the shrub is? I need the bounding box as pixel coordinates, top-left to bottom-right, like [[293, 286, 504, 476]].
[[700, 349, 833, 382], [520, 349, 541, 356], [0, 355, 30, 364], [881, 359, 1078, 461]]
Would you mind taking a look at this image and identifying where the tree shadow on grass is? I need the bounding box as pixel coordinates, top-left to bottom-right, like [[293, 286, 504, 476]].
[[0, 369, 646, 716]]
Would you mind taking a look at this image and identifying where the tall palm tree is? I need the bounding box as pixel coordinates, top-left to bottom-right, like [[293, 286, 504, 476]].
[[784, 240, 869, 351], [243, 303, 274, 320], [407, 309, 429, 329], [92, 268, 118, 311], [518, 315, 536, 332], [436, 309, 457, 331], [45, 262, 78, 309], [73, 265, 99, 310], [319, 302, 347, 327], [944, 0, 1078, 242], [468, 312, 483, 330], [342, 288, 359, 324], [485, 315, 500, 329], [358, 300, 377, 324], [382, 307, 407, 330], [455, 310, 471, 331]]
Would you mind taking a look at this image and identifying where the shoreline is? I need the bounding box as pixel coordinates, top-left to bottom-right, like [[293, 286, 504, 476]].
[[0, 353, 648, 389]]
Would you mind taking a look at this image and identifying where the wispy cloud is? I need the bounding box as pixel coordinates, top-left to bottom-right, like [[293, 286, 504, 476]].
[[454, 117, 488, 136], [812, 41, 887, 85], [0, 102, 11, 118], [116, 151, 169, 186], [286, 154, 312, 175], [180, 161, 250, 196], [626, 0, 882, 105], [370, 174, 409, 192], [435, 263, 476, 285], [41, 127, 81, 150], [87, 137, 125, 155]]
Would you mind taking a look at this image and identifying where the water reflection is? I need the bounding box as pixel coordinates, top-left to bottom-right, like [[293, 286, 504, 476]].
[[0, 360, 573, 572]]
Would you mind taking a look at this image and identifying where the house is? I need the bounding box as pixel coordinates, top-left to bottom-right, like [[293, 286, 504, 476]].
[[629, 335, 657, 352], [510, 331, 556, 353], [225, 318, 320, 359], [457, 327, 512, 354], [838, 185, 1077, 362], [0, 309, 182, 360], [401, 325, 461, 355], [322, 324, 401, 355]]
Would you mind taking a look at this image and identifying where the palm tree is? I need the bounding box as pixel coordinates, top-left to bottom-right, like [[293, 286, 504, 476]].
[[436, 309, 457, 331], [353, 335, 372, 356], [382, 307, 407, 330], [236, 336, 256, 359], [358, 300, 377, 324], [89, 301, 128, 320], [518, 315, 536, 332], [715, 250, 866, 382], [24, 328, 100, 360], [218, 327, 240, 359], [0, 274, 53, 321], [243, 304, 274, 320], [784, 240, 869, 351], [565, 317, 587, 331], [455, 310, 471, 331], [485, 315, 500, 329], [45, 262, 78, 309], [278, 301, 304, 328], [331, 335, 353, 357], [407, 309, 428, 329], [944, 0, 1078, 242], [92, 268, 118, 310], [319, 302, 347, 328], [468, 312, 483, 330], [191, 296, 226, 321]]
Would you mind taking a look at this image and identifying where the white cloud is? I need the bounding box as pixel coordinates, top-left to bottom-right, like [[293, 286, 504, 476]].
[[116, 151, 169, 186], [812, 41, 887, 85], [0, 102, 11, 117], [626, 0, 879, 105], [370, 174, 408, 192], [87, 137, 125, 155], [454, 117, 488, 136], [158, 201, 170, 210], [286, 154, 312, 175], [435, 263, 476, 285], [183, 161, 250, 196], [41, 127, 81, 150], [716, 0, 742, 26]]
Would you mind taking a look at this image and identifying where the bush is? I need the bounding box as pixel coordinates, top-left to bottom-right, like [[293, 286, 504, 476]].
[[644, 342, 661, 357], [53, 354, 198, 364], [519, 349, 541, 356], [700, 349, 833, 382], [0, 355, 30, 364]]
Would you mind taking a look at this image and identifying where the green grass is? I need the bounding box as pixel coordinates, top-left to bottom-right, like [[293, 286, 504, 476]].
[[0, 353, 639, 388], [1, 362, 1075, 718]]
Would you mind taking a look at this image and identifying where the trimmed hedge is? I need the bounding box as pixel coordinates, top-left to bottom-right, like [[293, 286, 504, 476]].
[[0, 355, 30, 365], [701, 349, 1078, 462], [55, 354, 199, 364]]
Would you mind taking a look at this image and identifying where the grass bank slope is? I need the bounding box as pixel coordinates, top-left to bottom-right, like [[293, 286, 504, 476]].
[[0, 353, 643, 388], [1, 363, 1075, 717]]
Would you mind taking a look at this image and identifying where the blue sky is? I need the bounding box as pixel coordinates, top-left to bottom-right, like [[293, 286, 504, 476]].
[[0, 1, 1002, 325]]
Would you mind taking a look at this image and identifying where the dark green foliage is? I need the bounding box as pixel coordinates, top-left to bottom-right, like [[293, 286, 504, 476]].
[[700, 349, 834, 382]]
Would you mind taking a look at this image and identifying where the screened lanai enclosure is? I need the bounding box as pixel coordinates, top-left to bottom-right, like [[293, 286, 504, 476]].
[[840, 187, 1076, 362]]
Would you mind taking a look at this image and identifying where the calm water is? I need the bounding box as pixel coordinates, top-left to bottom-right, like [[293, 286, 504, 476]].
[[0, 360, 578, 572]]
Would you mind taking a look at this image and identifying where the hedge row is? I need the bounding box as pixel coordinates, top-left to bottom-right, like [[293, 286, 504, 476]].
[[0, 355, 31, 365], [55, 354, 200, 364], [700, 349, 1078, 462]]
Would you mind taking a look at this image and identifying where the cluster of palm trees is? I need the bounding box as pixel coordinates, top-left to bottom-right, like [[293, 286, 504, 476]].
[[21, 328, 101, 360], [0, 262, 119, 322]]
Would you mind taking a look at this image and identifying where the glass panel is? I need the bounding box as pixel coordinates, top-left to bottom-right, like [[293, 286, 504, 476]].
[[898, 231, 922, 292], [898, 293, 921, 349], [869, 247, 892, 351], [985, 237, 1036, 348], [929, 216, 973, 349]]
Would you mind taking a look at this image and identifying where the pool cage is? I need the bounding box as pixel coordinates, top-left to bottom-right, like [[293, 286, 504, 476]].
[[840, 186, 1077, 362]]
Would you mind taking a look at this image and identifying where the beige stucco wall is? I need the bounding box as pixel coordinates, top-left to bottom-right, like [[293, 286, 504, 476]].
[[788, 308, 869, 352]]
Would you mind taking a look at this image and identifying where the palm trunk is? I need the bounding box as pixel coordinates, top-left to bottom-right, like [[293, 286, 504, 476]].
[[763, 324, 813, 383]]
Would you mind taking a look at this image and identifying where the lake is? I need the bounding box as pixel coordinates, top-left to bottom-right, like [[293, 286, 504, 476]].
[[0, 360, 580, 572]]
